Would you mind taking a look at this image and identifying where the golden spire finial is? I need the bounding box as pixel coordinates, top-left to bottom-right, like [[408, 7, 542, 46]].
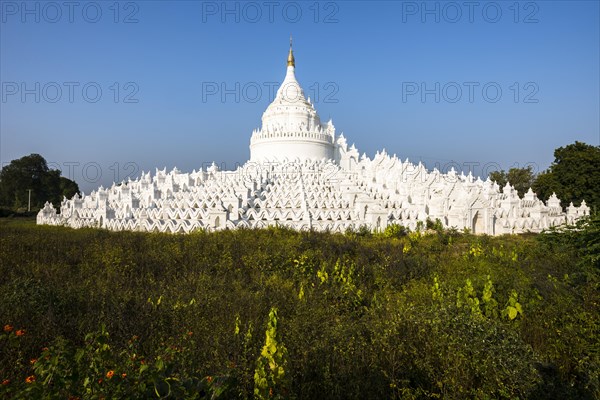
[[287, 35, 295, 67]]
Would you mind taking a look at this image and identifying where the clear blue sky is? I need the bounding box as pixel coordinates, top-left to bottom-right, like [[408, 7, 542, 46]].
[[1, 0, 599, 192]]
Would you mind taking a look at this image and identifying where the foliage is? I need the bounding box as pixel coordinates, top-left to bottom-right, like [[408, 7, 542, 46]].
[[487, 142, 599, 212], [382, 223, 408, 238], [1, 324, 217, 399], [538, 213, 600, 271], [502, 290, 524, 321], [254, 308, 288, 399], [425, 218, 444, 232], [533, 141, 600, 211], [489, 165, 536, 197], [0, 219, 598, 399], [0, 154, 79, 211]]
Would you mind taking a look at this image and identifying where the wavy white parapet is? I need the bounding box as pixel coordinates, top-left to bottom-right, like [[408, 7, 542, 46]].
[[36, 155, 590, 235]]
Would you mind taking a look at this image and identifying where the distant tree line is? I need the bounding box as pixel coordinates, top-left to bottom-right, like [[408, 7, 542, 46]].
[[488, 141, 599, 212], [0, 154, 79, 213]]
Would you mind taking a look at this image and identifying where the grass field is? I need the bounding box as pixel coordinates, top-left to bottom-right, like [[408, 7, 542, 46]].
[[1, 218, 598, 399]]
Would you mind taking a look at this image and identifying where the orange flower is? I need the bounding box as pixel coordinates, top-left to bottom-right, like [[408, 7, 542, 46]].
[[15, 329, 25, 337], [206, 376, 213, 383], [41, 347, 49, 352], [187, 331, 193, 337], [98, 378, 103, 384], [3, 325, 13, 333], [106, 370, 115, 379], [30, 358, 38, 365], [121, 373, 127, 378], [269, 387, 273, 397], [25, 375, 35, 384], [2, 379, 10, 385]]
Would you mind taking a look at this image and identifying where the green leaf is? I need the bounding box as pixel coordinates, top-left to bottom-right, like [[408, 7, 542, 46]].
[[75, 348, 85, 363], [515, 302, 523, 315]]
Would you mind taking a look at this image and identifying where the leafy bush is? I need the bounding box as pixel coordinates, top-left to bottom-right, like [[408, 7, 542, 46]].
[[0, 219, 598, 399], [382, 223, 408, 238]]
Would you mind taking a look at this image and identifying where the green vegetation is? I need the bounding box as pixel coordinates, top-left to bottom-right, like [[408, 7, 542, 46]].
[[533, 141, 600, 211], [489, 165, 536, 197], [489, 141, 600, 211], [0, 154, 79, 214], [1, 218, 598, 399]]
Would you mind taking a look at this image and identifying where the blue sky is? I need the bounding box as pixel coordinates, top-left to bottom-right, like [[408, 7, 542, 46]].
[[1, 0, 599, 192]]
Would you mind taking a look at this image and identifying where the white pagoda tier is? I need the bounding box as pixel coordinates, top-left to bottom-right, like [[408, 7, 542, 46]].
[[37, 41, 589, 235], [250, 43, 336, 163]]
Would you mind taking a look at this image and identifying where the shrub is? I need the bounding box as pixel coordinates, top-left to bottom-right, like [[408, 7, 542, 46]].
[[0, 220, 597, 399]]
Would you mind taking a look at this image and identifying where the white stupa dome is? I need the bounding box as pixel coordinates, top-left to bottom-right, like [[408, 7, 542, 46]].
[[250, 38, 335, 163]]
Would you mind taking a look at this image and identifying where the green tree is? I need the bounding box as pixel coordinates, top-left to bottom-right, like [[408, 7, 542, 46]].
[[489, 166, 536, 197], [0, 154, 79, 210], [533, 141, 600, 211], [59, 176, 80, 201]]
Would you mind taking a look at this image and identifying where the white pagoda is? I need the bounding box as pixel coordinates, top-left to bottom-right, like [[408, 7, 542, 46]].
[[37, 41, 589, 234]]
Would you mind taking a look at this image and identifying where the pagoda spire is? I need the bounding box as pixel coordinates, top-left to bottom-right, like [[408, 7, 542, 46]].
[[287, 35, 295, 67]]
